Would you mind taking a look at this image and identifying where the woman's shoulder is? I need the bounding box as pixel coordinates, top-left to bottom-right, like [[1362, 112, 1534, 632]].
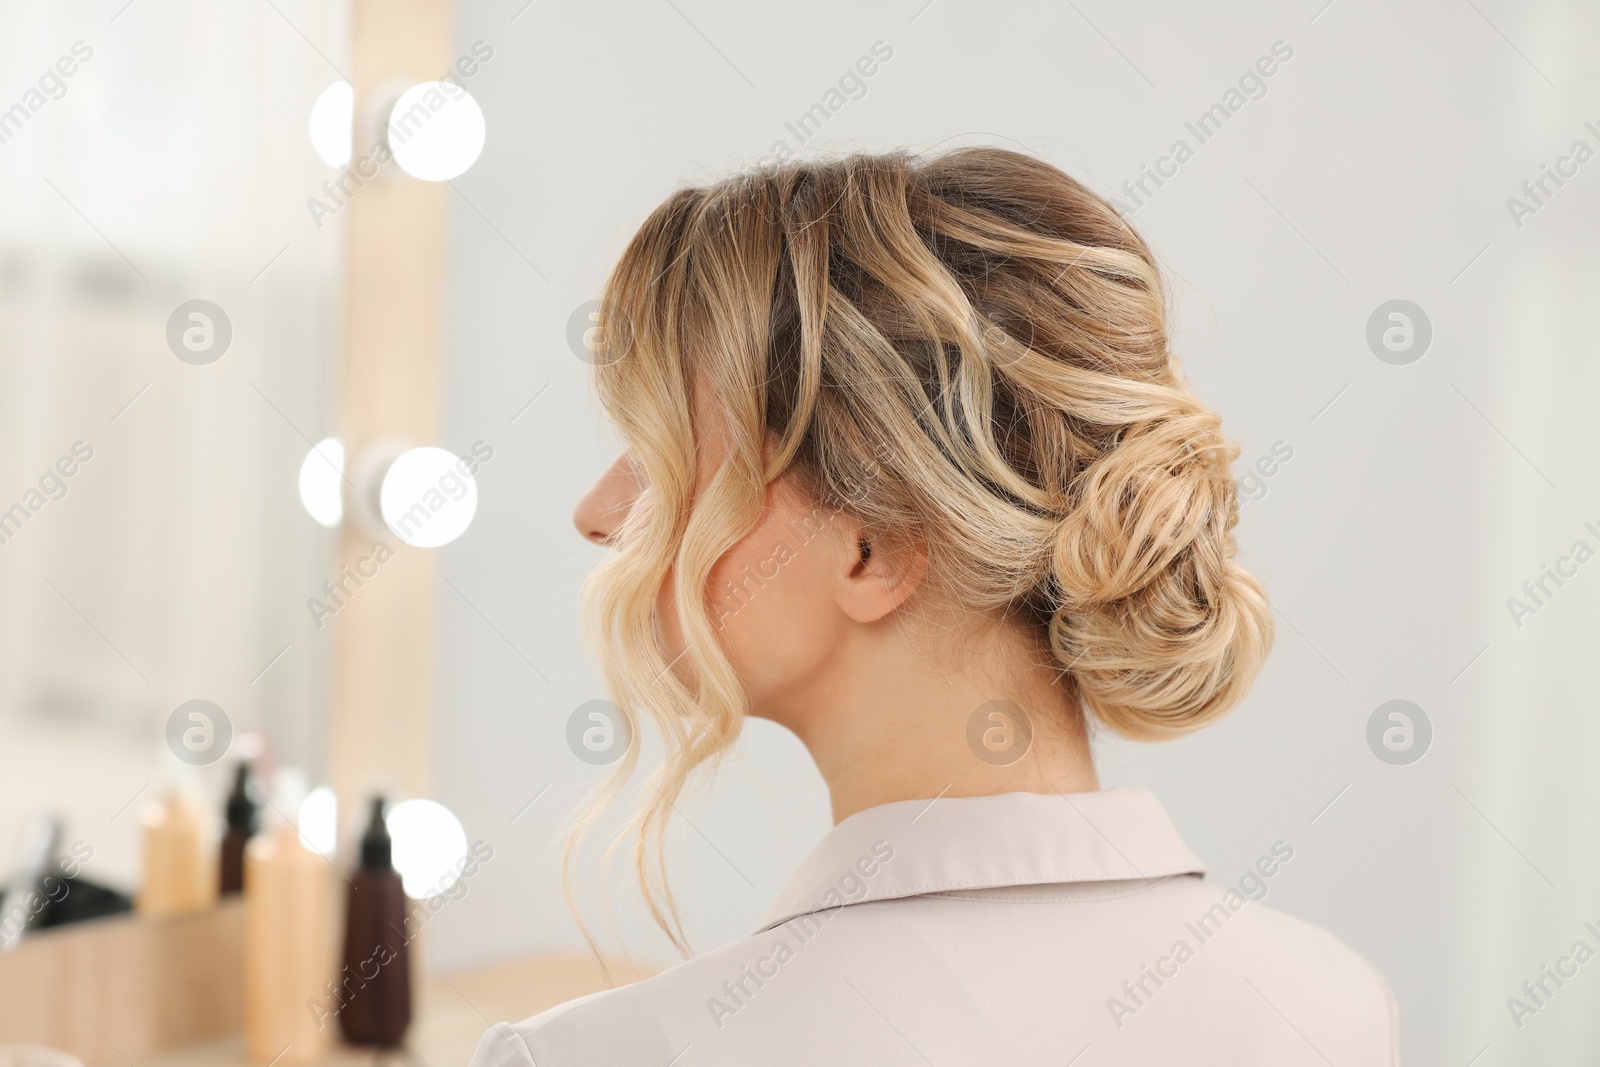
[[467, 932, 783, 1067], [1150, 874, 1399, 1058]]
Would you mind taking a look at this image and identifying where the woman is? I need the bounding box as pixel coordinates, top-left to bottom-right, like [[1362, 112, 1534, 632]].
[[473, 147, 1397, 1064]]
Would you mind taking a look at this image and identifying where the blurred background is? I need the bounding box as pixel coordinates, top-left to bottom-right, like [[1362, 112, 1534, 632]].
[[2, 0, 1598, 1064]]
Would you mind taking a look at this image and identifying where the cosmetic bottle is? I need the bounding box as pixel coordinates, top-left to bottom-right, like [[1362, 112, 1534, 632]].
[[244, 768, 332, 1066], [339, 796, 412, 1046], [220, 763, 257, 895], [0, 815, 61, 949], [136, 775, 216, 918]]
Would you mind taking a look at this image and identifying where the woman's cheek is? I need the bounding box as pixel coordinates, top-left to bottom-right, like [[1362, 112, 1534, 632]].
[[711, 527, 840, 693]]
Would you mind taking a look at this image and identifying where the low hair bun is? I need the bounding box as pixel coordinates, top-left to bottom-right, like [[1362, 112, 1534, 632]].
[[1047, 408, 1273, 739]]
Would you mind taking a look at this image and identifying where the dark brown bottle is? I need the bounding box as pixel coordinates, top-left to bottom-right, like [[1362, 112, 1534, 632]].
[[339, 796, 411, 1046], [219, 763, 256, 895]]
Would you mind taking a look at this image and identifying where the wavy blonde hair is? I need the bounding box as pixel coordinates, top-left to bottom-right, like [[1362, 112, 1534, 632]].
[[569, 146, 1273, 956]]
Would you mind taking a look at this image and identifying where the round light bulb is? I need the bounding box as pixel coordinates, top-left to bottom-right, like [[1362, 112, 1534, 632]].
[[298, 785, 338, 857], [309, 82, 354, 167], [379, 446, 479, 548], [386, 799, 469, 899], [298, 437, 345, 528], [387, 82, 486, 181]]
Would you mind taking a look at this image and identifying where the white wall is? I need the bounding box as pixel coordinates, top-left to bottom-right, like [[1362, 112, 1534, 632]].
[[434, 0, 1600, 1061]]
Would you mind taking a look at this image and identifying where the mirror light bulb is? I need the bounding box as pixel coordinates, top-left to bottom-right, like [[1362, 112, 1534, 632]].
[[299, 785, 338, 857], [309, 82, 354, 167], [298, 437, 345, 528], [386, 799, 469, 899], [379, 446, 479, 548], [388, 82, 486, 181]]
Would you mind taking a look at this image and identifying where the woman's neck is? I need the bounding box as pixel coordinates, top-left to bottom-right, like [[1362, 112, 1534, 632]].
[[781, 614, 1102, 824]]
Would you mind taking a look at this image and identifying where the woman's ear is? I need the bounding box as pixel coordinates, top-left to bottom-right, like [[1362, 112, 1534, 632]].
[[833, 523, 928, 624]]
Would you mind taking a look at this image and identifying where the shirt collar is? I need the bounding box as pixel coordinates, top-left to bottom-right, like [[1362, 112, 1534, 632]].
[[755, 787, 1205, 934]]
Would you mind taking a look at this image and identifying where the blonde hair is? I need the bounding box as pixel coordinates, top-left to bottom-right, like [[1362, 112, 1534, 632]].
[[570, 146, 1272, 955]]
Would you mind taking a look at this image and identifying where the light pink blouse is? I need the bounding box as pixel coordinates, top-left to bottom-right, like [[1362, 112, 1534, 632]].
[[471, 787, 1398, 1065]]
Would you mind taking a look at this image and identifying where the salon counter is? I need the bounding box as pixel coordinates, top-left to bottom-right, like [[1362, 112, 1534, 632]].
[[140, 956, 656, 1067], [0, 902, 655, 1067]]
